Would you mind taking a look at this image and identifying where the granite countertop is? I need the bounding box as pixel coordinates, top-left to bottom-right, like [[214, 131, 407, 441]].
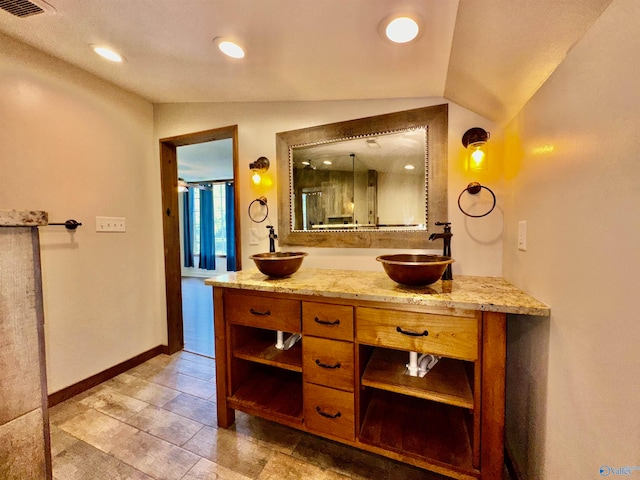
[[205, 268, 550, 317], [0, 210, 48, 227]]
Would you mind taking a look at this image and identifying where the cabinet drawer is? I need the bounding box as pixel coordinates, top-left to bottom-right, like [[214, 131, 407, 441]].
[[225, 290, 301, 333], [356, 307, 479, 361], [304, 383, 354, 441], [303, 337, 354, 392], [302, 302, 353, 341]]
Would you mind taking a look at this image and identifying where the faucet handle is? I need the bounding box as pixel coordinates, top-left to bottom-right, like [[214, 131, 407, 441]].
[[435, 221, 451, 226]]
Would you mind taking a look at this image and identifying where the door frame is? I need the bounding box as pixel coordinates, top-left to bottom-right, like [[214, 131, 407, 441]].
[[159, 125, 241, 354]]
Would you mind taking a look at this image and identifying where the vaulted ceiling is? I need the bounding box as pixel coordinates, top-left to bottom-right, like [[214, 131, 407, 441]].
[[0, 0, 613, 125]]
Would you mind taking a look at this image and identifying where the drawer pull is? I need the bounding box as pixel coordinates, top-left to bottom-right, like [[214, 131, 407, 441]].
[[314, 317, 340, 326], [316, 406, 341, 419], [315, 359, 341, 369], [396, 326, 429, 337], [249, 308, 271, 316]]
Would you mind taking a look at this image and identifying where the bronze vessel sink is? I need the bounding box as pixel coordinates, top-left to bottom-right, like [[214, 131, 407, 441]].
[[250, 252, 308, 278], [376, 254, 454, 286]]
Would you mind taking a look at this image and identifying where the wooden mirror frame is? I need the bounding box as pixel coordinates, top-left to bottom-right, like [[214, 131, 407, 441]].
[[276, 104, 448, 248]]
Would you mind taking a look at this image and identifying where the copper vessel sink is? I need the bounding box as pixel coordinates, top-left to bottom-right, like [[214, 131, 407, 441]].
[[376, 254, 454, 286], [250, 252, 308, 278]]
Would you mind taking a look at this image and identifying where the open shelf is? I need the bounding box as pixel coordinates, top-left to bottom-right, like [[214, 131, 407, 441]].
[[359, 390, 474, 472], [233, 335, 302, 372], [228, 368, 303, 425], [361, 348, 474, 409]]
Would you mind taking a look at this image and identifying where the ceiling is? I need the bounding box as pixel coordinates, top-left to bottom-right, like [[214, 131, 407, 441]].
[[0, 0, 612, 126]]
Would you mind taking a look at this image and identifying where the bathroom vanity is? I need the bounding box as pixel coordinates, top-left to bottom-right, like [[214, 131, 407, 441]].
[[205, 269, 549, 480]]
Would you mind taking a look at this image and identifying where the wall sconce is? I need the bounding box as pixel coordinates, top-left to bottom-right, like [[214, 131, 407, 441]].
[[462, 128, 490, 172], [249, 156, 270, 185]]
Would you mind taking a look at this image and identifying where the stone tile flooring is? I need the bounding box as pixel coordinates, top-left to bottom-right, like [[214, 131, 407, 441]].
[[50, 351, 495, 480]]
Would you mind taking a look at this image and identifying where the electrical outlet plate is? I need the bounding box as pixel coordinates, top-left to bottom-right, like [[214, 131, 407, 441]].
[[249, 227, 259, 246], [96, 216, 126, 232]]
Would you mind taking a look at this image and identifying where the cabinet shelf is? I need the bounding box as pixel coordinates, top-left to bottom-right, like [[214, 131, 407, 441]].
[[228, 369, 303, 425], [359, 390, 474, 472], [361, 348, 474, 409], [233, 336, 302, 372]]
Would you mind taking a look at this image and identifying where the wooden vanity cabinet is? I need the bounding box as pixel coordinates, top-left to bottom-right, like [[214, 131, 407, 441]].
[[214, 287, 507, 480]]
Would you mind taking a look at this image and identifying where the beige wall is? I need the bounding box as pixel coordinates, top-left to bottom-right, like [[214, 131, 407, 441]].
[[154, 99, 504, 276], [502, 0, 640, 478], [0, 33, 167, 393]]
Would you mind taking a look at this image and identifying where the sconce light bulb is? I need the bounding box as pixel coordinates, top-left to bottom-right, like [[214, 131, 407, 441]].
[[468, 144, 488, 172], [252, 171, 262, 185]]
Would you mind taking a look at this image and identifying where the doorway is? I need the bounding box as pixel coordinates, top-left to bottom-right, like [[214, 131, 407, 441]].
[[159, 126, 241, 355]]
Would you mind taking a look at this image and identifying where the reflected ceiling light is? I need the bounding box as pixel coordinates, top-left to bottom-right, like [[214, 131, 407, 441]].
[[92, 45, 124, 63], [462, 128, 490, 172], [381, 14, 422, 44], [301, 160, 310, 165], [323, 160, 332, 165], [214, 38, 245, 59]]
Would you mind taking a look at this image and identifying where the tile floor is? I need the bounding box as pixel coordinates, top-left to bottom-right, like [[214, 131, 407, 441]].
[[50, 351, 505, 480]]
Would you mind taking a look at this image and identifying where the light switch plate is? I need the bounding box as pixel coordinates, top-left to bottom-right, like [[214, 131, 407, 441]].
[[518, 220, 527, 251], [96, 216, 126, 232]]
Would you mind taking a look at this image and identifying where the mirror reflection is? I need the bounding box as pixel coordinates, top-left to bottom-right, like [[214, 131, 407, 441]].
[[291, 129, 426, 231], [276, 104, 448, 249]]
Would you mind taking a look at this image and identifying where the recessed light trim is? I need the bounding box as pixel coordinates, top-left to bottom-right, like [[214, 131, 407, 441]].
[[214, 38, 245, 59], [380, 13, 423, 44], [92, 45, 124, 63]]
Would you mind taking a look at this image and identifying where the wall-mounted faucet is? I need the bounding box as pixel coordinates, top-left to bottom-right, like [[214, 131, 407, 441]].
[[267, 225, 278, 253], [429, 222, 453, 280]]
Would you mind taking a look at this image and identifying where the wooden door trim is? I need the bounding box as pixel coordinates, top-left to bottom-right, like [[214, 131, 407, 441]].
[[159, 125, 241, 354]]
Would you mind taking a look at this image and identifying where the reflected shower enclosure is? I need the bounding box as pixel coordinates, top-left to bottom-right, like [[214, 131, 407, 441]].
[[291, 128, 427, 232]]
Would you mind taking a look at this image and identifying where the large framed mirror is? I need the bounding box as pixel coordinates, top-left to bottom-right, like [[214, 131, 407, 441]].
[[276, 104, 448, 248]]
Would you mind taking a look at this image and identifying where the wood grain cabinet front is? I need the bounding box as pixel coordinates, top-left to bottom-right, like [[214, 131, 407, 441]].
[[356, 307, 480, 361], [225, 290, 301, 332], [213, 284, 514, 480], [303, 382, 355, 442], [302, 301, 353, 341], [303, 336, 354, 392]]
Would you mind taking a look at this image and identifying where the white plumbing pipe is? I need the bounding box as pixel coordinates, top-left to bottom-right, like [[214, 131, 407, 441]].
[[275, 330, 285, 350], [406, 351, 419, 377]]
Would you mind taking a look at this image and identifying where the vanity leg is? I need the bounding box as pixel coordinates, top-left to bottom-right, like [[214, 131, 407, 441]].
[[213, 287, 235, 428], [481, 312, 506, 480]]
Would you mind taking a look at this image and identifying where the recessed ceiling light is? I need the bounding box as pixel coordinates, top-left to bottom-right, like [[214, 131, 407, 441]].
[[323, 160, 332, 165], [214, 38, 245, 59], [92, 45, 124, 63], [381, 14, 423, 44], [404, 164, 415, 170]]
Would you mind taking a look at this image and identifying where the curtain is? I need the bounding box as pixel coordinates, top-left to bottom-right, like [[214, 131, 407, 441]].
[[182, 189, 194, 268], [225, 182, 237, 271], [199, 187, 216, 270]]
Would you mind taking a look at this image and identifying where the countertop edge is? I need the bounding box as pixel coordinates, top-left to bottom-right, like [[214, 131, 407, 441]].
[[205, 270, 550, 317], [0, 210, 48, 227]]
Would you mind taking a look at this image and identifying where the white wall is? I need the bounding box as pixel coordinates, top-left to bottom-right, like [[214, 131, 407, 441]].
[[154, 99, 504, 276], [502, 0, 640, 478], [0, 33, 167, 393]]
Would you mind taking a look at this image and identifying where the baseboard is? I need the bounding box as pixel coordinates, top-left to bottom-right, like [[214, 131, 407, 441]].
[[48, 344, 170, 407], [505, 443, 524, 480]]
